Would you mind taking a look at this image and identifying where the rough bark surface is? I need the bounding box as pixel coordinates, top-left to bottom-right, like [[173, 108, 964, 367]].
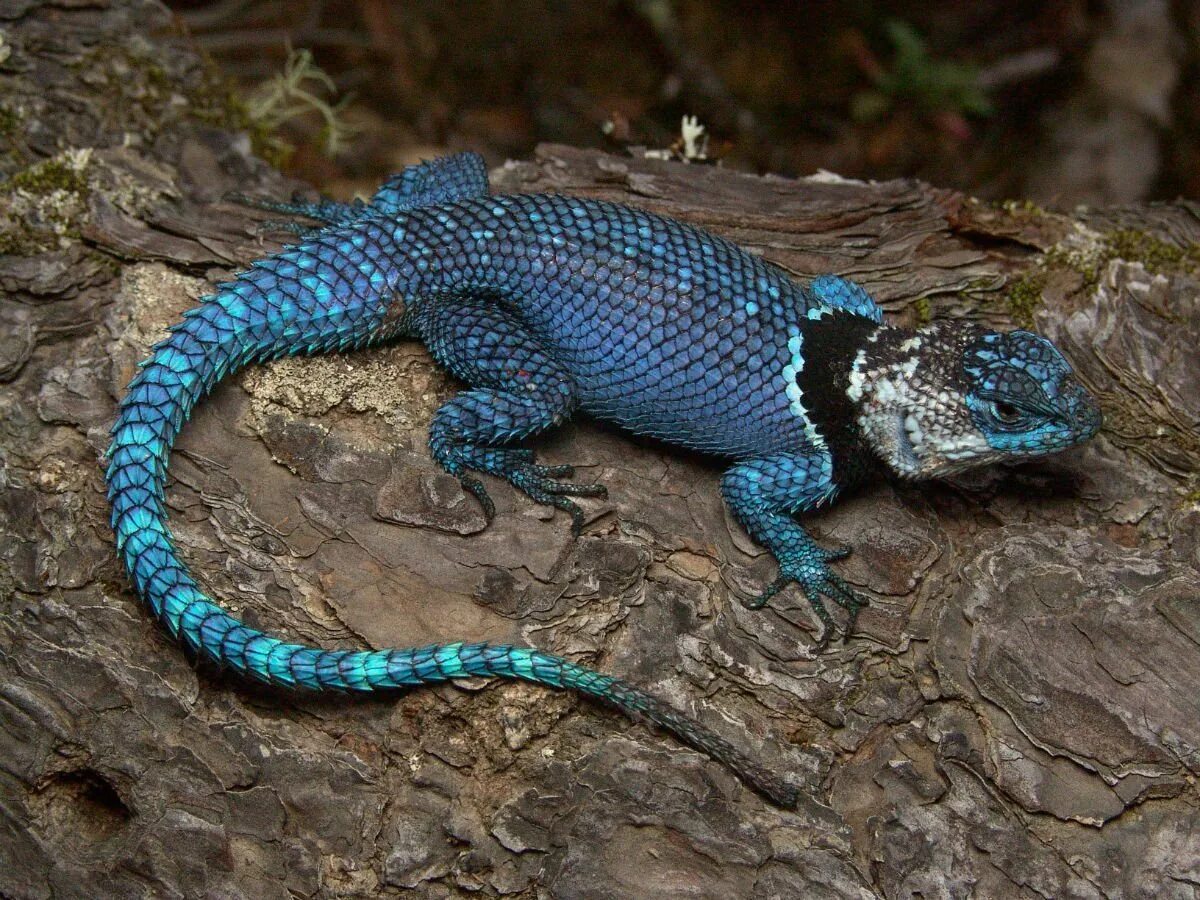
[[2, 3, 1199, 898]]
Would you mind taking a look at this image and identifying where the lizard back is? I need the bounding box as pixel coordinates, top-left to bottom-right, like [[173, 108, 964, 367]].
[[393, 193, 840, 457]]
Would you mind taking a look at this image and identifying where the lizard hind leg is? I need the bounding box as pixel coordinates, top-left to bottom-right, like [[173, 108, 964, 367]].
[[419, 296, 606, 534]]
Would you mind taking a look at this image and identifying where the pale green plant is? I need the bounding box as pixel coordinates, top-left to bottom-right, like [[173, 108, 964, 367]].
[[244, 47, 355, 158]]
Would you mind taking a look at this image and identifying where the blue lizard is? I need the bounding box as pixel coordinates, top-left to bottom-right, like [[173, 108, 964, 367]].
[[106, 152, 1101, 807]]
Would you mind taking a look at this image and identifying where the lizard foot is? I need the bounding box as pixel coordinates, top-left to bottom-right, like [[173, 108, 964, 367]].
[[226, 191, 330, 239], [226, 191, 360, 222], [451, 447, 607, 536], [253, 218, 318, 239], [743, 550, 867, 648]]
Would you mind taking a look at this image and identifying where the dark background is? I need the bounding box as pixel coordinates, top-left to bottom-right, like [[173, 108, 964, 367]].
[[167, 0, 1198, 206]]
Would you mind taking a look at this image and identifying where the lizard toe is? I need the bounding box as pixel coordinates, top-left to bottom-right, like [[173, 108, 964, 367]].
[[460, 475, 496, 521]]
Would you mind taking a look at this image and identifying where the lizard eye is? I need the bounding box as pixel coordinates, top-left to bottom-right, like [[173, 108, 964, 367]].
[[990, 399, 1024, 426]]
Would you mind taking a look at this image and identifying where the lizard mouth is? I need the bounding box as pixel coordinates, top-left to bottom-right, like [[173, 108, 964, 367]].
[[889, 411, 921, 478], [891, 410, 992, 479]]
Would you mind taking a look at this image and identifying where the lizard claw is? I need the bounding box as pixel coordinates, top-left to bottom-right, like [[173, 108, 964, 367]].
[[255, 219, 317, 239], [460, 475, 496, 521], [822, 545, 852, 562], [742, 554, 868, 649], [445, 446, 607, 534], [741, 574, 789, 610], [506, 461, 607, 536]]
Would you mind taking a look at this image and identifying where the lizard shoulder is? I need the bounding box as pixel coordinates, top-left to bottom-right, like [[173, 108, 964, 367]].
[[809, 275, 883, 324]]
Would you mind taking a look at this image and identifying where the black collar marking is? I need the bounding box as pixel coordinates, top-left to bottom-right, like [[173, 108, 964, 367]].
[[796, 311, 880, 485]]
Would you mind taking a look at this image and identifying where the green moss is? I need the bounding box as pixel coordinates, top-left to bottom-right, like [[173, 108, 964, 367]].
[[1001, 271, 1045, 330], [0, 151, 93, 255], [187, 59, 295, 169], [1101, 229, 1200, 276], [911, 296, 931, 326], [999, 198, 1048, 218], [0, 229, 28, 255], [64, 44, 172, 137], [1022, 227, 1200, 310], [58, 41, 299, 169], [57, 38, 343, 174], [137, 55, 172, 93], [1042, 244, 1099, 294], [0, 105, 18, 136], [0, 218, 61, 256], [5, 157, 90, 197]]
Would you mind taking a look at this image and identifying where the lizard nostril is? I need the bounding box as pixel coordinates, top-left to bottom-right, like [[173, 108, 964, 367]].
[[1069, 383, 1102, 436]]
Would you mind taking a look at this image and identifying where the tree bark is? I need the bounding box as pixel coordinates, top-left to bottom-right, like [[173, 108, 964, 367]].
[[2, 2, 1198, 897]]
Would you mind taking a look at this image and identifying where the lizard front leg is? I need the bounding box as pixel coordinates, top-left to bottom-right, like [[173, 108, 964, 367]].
[[721, 451, 866, 647]]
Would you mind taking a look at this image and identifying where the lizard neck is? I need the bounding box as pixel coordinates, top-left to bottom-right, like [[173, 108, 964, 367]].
[[795, 310, 887, 485], [844, 319, 990, 479]]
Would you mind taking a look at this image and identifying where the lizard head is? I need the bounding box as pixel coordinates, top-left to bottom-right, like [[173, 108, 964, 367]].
[[851, 322, 1101, 479]]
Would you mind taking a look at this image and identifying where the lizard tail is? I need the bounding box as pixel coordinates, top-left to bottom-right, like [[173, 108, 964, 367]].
[[105, 228, 798, 809]]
